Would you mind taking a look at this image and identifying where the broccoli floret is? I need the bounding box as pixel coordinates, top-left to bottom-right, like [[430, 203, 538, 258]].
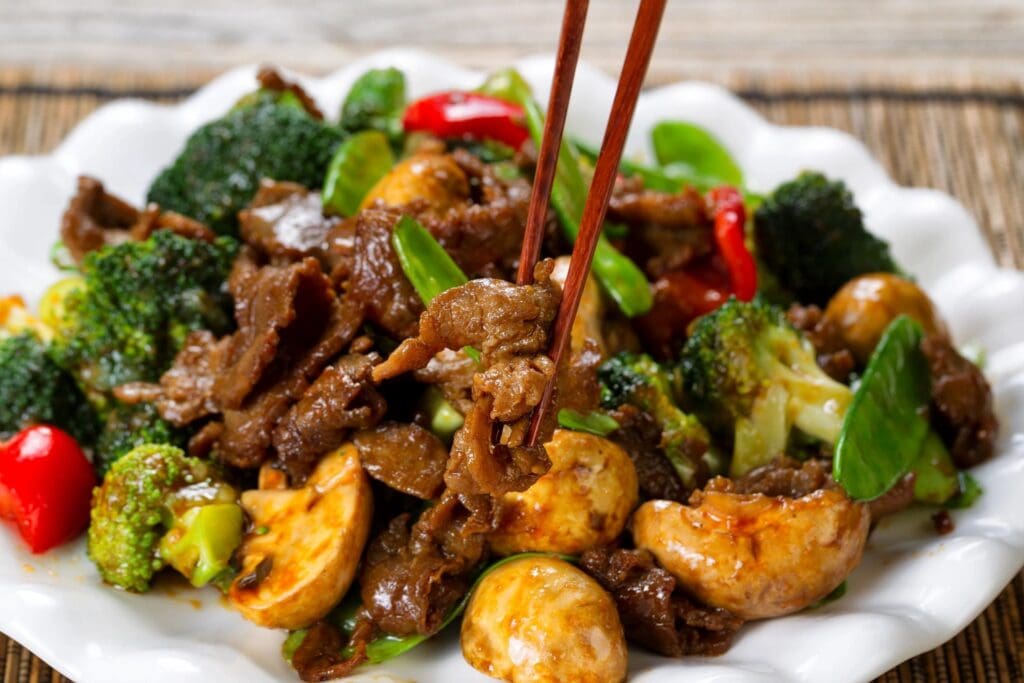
[[754, 171, 900, 305], [95, 401, 188, 476], [52, 230, 237, 398], [87, 444, 242, 592], [599, 351, 717, 488], [679, 298, 854, 476], [0, 333, 99, 443], [147, 96, 344, 234]]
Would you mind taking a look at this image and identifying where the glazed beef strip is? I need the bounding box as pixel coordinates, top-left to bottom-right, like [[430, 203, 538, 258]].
[[359, 490, 497, 636], [607, 185, 714, 279], [273, 353, 387, 481], [609, 405, 690, 503], [61, 175, 215, 263], [138, 255, 373, 471], [238, 180, 340, 264], [256, 66, 325, 120], [921, 333, 998, 468], [347, 206, 425, 340], [581, 547, 743, 657], [372, 260, 561, 497], [353, 422, 448, 499]]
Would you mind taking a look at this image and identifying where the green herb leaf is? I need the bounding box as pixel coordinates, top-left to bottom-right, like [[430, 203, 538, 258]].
[[557, 409, 619, 437], [322, 130, 395, 216], [391, 214, 468, 305], [834, 316, 931, 501], [946, 472, 983, 509], [650, 121, 743, 189], [479, 69, 653, 317]]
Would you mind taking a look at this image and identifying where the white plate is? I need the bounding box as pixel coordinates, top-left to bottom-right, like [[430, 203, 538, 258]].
[[1, 50, 1022, 683]]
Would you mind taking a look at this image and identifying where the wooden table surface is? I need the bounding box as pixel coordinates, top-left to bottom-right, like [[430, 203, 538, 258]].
[[0, 2, 1022, 681], [1, 0, 1023, 84]]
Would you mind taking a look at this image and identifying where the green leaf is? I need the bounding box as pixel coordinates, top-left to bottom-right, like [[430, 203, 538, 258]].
[[557, 409, 619, 437], [339, 67, 407, 143], [650, 121, 743, 188], [911, 431, 960, 504], [479, 69, 653, 317], [391, 215, 468, 305], [322, 130, 395, 216], [946, 472, 983, 509], [834, 316, 931, 501]]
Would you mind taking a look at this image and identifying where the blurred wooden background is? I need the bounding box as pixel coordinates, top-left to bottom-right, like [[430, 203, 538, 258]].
[[1, 0, 1022, 86]]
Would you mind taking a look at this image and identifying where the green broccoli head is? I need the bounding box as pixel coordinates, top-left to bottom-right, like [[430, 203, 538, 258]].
[[754, 171, 900, 305], [599, 351, 716, 488], [0, 332, 99, 443], [147, 95, 344, 234], [87, 444, 242, 592], [680, 298, 854, 476], [95, 401, 188, 477], [52, 230, 237, 398]]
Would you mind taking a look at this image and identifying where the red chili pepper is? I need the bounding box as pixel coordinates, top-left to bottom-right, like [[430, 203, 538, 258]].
[[0, 426, 95, 553], [402, 91, 530, 149], [635, 260, 732, 358], [708, 186, 757, 301]]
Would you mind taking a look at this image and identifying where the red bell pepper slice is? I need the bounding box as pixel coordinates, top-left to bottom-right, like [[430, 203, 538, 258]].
[[708, 186, 757, 301], [402, 91, 530, 149], [0, 425, 95, 553]]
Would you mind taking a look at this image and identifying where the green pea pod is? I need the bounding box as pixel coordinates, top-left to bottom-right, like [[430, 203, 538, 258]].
[[478, 69, 653, 317], [322, 131, 395, 216], [391, 215, 468, 304], [650, 121, 743, 189], [911, 431, 960, 504], [340, 67, 407, 143], [834, 316, 931, 501], [557, 408, 619, 437]]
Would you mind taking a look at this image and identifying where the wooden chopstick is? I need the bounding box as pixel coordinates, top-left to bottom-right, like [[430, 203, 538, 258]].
[[516, 0, 590, 286], [526, 0, 668, 446]]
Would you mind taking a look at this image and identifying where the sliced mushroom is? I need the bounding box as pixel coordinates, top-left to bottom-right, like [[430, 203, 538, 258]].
[[229, 444, 372, 629]]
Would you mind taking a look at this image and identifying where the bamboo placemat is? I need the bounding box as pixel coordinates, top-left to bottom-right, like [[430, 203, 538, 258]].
[[0, 67, 1021, 683]]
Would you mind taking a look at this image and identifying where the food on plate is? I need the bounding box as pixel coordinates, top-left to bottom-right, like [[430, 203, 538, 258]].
[[489, 429, 638, 556], [0, 65, 999, 681], [229, 444, 372, 629], [461, 555, 628, 683]]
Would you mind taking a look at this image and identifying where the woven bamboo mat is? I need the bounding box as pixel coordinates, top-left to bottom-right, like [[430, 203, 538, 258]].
[[0, 67, 1021, 683]]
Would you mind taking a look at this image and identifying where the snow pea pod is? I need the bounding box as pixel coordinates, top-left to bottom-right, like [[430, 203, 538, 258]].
[[340, 67, 407, 144], [322, 130, 395, 216], [834, 316, 931, 501], [478, 69, 653, 317]]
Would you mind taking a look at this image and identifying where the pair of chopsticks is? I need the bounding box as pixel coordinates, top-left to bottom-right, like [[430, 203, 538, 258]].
[[520, 0, 667, 446]]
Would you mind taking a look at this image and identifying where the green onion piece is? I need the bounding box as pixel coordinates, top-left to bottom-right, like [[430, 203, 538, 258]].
[[834, 316, 931, 501], [322, 130, 395, 216], [391, 214, 468, 305], [479, 69, 653, 317], [557, 409, 619, 437]]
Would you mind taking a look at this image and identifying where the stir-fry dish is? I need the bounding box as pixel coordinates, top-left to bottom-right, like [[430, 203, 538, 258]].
[[0, 66, 999, 682]]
